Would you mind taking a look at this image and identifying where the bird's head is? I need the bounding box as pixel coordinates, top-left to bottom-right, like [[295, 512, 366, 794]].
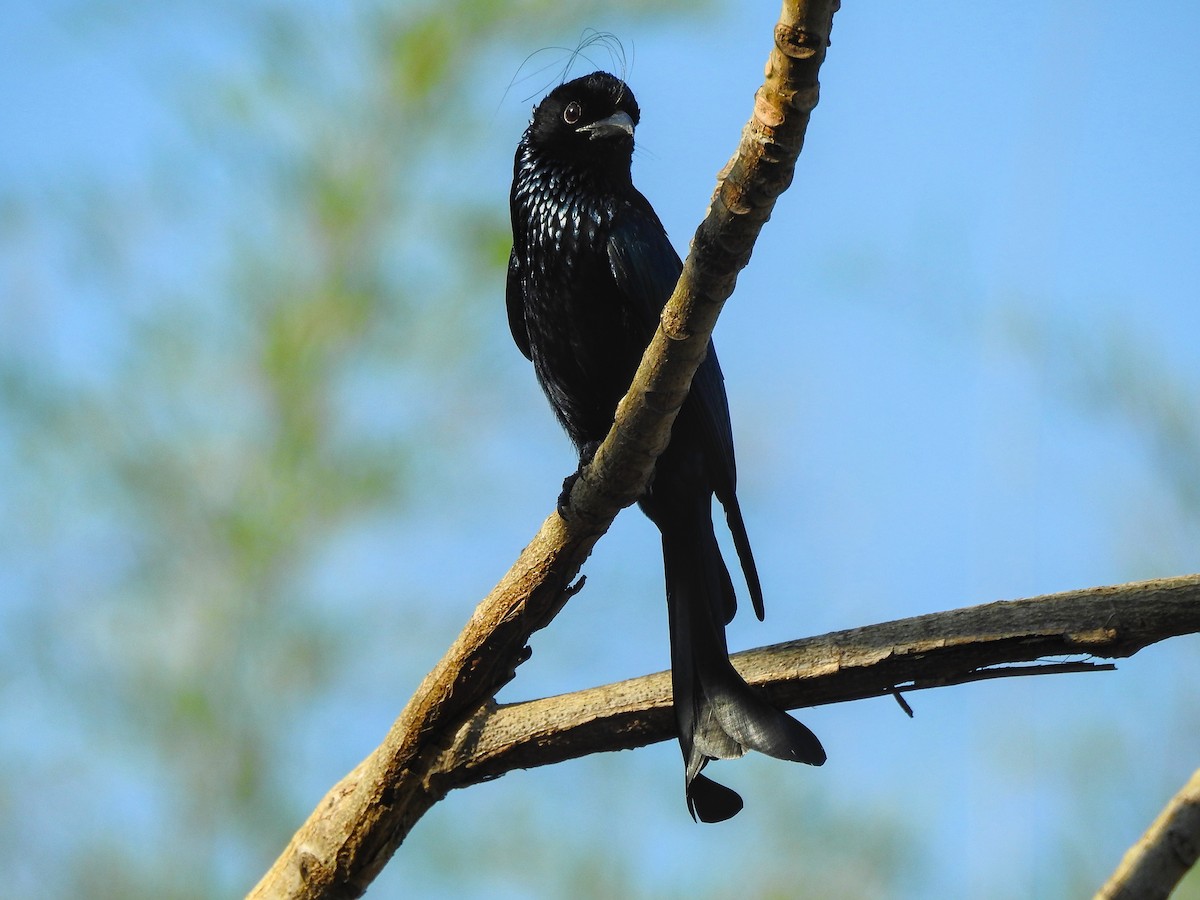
[[526, 71, 640, 170]]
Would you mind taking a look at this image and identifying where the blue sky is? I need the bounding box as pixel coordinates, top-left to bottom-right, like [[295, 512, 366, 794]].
[[432, 4, 1200, 895], [2, 1, 1198, 897]]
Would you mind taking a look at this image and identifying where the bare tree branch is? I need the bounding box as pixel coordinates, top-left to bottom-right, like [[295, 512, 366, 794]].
[[1096, 765, 1200, 900], [435, 574, 1200, 787], [248, 2, 840, 897]]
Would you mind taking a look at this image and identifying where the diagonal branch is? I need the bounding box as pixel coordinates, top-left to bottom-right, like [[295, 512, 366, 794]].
[[434, 574, 1200, 788], [1096, 765, 1200, 900], [249, 2, 840, 897]]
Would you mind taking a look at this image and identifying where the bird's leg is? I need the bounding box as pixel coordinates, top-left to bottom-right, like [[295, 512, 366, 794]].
[[557, 440, 601, 519]]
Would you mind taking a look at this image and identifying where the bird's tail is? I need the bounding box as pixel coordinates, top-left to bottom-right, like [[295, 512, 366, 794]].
[[660, 501, 826, 823]]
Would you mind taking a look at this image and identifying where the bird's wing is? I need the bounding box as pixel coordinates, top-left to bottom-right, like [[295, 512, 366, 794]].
[[608, 204, 764, 619], [605, 204, 683, 335], [606, 205, 739, 495], [505, 248, 532, 361], [686, 343, 766, 620]]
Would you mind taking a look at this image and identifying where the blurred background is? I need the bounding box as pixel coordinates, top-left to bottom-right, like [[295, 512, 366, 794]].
[[2, 1, 1198, 897]]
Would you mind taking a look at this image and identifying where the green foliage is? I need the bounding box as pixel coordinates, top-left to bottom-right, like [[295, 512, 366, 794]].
[[0, 1, 695, 896]]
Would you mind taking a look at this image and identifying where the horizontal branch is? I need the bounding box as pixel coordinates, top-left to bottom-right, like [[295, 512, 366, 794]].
[[435, 574, 1200, 787]]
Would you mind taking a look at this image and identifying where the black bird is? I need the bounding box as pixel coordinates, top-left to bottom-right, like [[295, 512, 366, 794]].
[[507, 71, 825, 822]]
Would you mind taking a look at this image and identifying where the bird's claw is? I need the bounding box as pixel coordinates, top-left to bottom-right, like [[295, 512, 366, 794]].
[[556, 471, 579, 519], [557, 442, 601, 520]]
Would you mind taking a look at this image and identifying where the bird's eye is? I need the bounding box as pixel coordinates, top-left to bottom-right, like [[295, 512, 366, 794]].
[[563, 101, 582, 125]]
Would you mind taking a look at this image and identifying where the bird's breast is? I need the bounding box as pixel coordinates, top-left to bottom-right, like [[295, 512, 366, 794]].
[[510, 153, 638, 443]]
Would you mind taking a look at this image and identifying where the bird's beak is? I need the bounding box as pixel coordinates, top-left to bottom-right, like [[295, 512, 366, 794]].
[[576, 110, 635, 141]]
